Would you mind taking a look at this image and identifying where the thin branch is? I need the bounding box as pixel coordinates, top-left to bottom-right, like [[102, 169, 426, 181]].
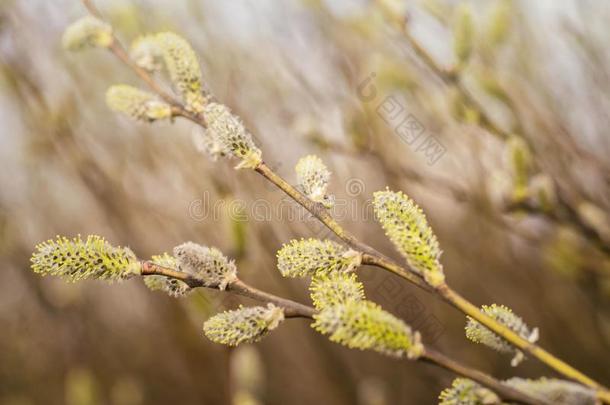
[[423, 348, 548, 405], [229, 280, 315, 318], [140, 261, 313, 318]]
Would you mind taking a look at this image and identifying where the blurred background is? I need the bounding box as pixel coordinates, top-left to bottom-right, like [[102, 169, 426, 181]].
[[1, 0, 609, 404]]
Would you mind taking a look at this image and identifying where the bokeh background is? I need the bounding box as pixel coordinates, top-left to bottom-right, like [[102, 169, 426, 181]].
[[1, 0, 609, 404]]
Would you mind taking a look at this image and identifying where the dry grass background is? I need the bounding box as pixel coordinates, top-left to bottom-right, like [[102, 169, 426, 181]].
[[0, 0, 609, 404]]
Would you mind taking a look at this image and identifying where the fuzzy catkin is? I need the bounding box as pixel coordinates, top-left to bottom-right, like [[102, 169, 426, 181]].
[[155, 32, 207, 114], [31, 235, 140, 282], [203, 304, 285, 346], [143, 253, 191, 297], [309, 272, 365, 310], [465, 304, 538, 366], [202, 102, 262, 169], [62, 16, 113, 51], [295, 155, 333, 207], [130, 35, 163, 72], [192, 127, 226, 161], [373, 189, 444, 286], [173, 242, 237, 290], [313, 300, 423, 359], [277, 238, 362, 278], [505, 378, 596, 405], [106, 85, 172, 122]]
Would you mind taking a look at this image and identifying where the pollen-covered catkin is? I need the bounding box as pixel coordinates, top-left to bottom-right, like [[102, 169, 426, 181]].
[[277, 239, 362, 278], [106, 85, 172, 122], [309, 272, 365, 310], [202, 102, 262, 169], [31, 235, 140, 282], [155, 32, 207, 114], [373, 189, 444, 286], [465, 304, 539, 366], [62, 16, 113, 51], [313, 300, 423, 359], [203, 304, 285, 346]]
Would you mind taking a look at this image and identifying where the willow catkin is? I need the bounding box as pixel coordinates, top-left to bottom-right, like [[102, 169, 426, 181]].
[[31, 235, 140, 282], [373, 189, 444, 286]]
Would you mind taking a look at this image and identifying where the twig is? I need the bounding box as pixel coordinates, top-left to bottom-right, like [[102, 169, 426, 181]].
[[140, 261, 313, 318], [423, 348, 548, 405]]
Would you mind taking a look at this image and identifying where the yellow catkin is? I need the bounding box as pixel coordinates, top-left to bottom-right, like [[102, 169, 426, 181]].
[[277, 238, 362, 278], [155, 32, 207, 114], [62, 16, 113, 51], [31, 235, 140, 282], [106, 85, 172, 122], [313, 300, 423, 359], [373, 189, 444, 286], [295, 155, 333, 207], [203, 304, 285, 346]]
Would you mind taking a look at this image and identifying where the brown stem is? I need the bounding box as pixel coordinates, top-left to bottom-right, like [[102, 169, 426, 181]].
[[141, 261, 313, 318], [228, 280, 315, 318], [423, 348, 547, 405]]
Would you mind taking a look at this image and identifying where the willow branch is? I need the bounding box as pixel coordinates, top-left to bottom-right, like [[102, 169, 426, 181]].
[[82, 0, 204, 125], [81, 2, 610, 401], [256, 162, 610, 401], [139, 261, 542, 404]]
